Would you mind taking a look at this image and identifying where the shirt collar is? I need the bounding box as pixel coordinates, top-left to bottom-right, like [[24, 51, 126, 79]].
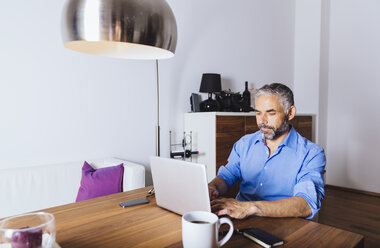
[[278, 126, 297, 150], [254, 133, 263, 145], [253, 126, 298, 150]]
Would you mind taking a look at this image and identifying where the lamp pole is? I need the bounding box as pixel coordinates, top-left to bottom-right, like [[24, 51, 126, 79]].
[[155, 59, 160, 157]]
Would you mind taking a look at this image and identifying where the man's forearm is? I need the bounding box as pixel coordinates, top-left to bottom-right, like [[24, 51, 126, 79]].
[[249, 196, 312, 218]]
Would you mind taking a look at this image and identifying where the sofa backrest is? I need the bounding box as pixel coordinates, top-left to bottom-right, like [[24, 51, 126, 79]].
[[88, 158, 145, 193], [0, 158, 145, 218]]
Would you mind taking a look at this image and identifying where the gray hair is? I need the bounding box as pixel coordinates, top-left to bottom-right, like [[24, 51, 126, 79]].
[[255, 83, 294, 114]]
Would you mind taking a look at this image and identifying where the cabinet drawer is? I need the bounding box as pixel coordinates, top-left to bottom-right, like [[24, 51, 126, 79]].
[[216, 116, 245, 133], [291, 116, 312, 127], [291, 116, 313, 141], [216, 132, 245, 168]]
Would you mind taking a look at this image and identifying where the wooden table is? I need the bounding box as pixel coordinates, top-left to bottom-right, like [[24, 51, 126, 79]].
[[36, 186, 363, 247]]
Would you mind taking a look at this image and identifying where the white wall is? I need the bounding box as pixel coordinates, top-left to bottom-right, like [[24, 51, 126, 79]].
[[0, 0, 157, 185], [293, 0, 321, 117], [318, 0, 330, 154], [0, 0, 296, 185], [162, 0, 296, 165], [293, 0, 322, 144], [324, 0, 380, 193], [279, 0, 380, 193]]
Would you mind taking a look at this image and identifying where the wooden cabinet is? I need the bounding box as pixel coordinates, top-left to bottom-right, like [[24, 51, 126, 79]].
[[184, 113, 314, 186], [215, 116, 254, 176]]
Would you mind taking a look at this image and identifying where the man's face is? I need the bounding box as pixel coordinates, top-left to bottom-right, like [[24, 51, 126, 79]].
[[254, 94, 289, 140]]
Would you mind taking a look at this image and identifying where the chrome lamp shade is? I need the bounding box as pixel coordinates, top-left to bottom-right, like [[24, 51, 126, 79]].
[[61, 0, 177, 59]]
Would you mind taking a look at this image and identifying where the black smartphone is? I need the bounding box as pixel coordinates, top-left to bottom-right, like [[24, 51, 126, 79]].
[[237, 228, 284, 247], [119, 198, 149, 208]]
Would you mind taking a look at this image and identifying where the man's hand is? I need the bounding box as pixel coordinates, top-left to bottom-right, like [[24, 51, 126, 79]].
[[208, 184, 220, 201], [208, 177, 228, 201], [211, 198, 258, 219]]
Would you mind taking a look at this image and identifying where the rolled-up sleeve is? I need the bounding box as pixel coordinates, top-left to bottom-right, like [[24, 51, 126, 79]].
[[293, 147, 326, 219], [217, 140, 243, 188]]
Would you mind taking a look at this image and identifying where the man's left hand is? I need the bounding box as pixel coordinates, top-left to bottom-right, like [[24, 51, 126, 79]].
[[211, 198, 257, 219]]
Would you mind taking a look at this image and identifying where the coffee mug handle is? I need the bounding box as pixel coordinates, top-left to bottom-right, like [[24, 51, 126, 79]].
[[217, 217, 234, 247]]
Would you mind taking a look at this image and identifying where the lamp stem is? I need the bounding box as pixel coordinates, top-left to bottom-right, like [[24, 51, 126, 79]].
[[155, 59, 160, 157], [208, 92, 213, 100]]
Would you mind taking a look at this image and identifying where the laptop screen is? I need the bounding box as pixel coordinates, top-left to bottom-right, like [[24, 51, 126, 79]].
[[150, 156, 211, 215]]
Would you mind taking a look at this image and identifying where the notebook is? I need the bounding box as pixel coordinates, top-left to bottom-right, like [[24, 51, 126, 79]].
[[150, 156, 211, 215]]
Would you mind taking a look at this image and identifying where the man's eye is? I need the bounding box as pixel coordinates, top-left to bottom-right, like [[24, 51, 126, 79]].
[[269, 112, 276, 116], [256, 112, 261, 116]]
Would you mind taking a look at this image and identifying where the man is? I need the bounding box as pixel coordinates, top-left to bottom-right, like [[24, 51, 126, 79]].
[[209, 83, 325, 220]]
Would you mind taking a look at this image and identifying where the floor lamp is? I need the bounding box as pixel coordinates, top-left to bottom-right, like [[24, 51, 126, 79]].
[[61, 0, 178, 157]]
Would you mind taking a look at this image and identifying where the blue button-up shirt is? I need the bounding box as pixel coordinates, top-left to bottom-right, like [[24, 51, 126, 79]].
[[217, 127, 326, 219]]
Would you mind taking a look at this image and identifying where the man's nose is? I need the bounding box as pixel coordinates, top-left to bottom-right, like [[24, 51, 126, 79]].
[[260, 114, 268, 124]]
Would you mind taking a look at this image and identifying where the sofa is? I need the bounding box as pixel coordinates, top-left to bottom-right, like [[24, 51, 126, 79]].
[[0, 158, 145, 218]]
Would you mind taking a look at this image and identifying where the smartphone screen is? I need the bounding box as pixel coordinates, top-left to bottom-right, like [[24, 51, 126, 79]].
[[119, 198, 149, 208]]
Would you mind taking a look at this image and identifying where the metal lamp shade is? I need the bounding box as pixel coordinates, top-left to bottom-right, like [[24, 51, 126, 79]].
[[199, 73, 222, 93], [61, 0, 177, 59]]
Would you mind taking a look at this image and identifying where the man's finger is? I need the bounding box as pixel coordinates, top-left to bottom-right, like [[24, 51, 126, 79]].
[[215, 209, 228, 216], [211, 198, 229, 205], [211, 203, 224, 212], [210, 199, 223, 205]]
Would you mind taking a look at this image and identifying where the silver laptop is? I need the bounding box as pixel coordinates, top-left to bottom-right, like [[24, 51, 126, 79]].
[[150, 156, 211, 215]]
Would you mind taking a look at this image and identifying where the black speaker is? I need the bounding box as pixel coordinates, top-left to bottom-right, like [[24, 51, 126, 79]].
[[190, 93, 201, 112]]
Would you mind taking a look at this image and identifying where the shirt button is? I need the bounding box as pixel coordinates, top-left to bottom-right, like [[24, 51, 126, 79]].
[[260, 183, 263, 186]]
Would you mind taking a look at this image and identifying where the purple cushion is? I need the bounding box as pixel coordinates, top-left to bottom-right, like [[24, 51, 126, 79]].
[[76, 161, 124, 202]]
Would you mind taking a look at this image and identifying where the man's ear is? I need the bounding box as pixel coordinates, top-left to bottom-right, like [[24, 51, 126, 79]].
[[288, 106, 296, 121]]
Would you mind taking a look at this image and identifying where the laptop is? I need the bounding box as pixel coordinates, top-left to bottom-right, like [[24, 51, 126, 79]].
[[150, 156, 211, 215]]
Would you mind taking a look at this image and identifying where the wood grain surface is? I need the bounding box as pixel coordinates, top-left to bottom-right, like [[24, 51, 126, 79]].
[[24, 186, 364, 248], [320, 185, 380, 247]]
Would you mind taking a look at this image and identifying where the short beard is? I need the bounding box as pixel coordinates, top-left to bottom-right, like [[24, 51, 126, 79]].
[[259, 117, 290, 140]]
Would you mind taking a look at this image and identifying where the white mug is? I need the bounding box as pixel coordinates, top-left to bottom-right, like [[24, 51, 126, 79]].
[[182, 211, 234, 248]]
